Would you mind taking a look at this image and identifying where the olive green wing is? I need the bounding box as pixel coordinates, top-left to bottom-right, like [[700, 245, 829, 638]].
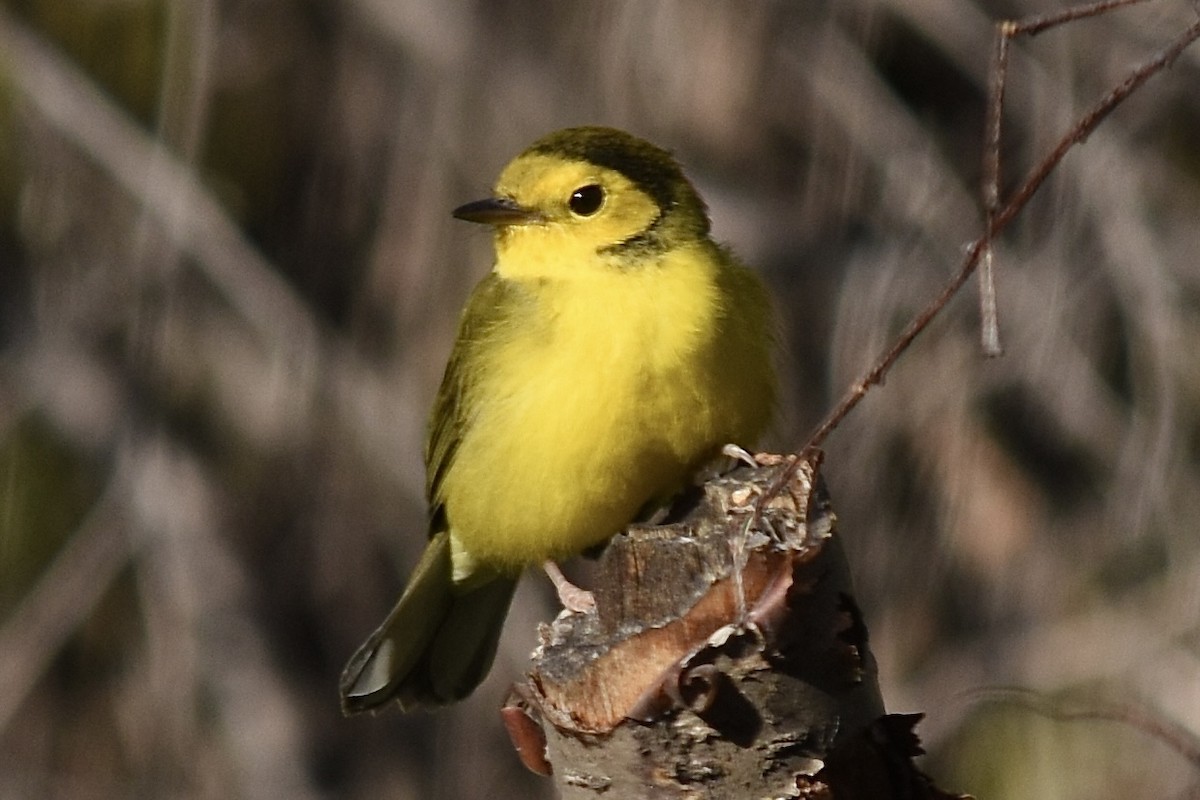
[[341, 274, 532, 714], [423, 272, 530, 534]]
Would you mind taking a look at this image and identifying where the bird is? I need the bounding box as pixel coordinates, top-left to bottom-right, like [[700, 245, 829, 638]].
[[339, 126, 776, 714]]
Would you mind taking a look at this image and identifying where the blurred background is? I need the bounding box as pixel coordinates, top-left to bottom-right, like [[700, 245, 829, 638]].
[[1, 0, 1199, 797]]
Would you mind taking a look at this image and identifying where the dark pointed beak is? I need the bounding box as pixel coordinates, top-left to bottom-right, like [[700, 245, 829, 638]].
[[452, 197, 541, 226]]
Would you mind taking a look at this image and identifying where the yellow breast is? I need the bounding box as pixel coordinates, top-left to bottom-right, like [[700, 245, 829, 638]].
[[439, 243, 774, 571]]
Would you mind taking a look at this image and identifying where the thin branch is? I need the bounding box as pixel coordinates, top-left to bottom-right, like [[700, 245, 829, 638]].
[[975, 0, 1154, 358], [977, 245, 1003, 356], [748, 9, 1200, 518], [802, 11, 1200, 455], [1012, 0, 1156, 38], [981, 24, 1010, 218], [978, 22, 1011, 357]]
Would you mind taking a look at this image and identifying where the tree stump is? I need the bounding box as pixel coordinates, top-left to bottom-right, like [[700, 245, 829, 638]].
[[501, 454, 963, 798]]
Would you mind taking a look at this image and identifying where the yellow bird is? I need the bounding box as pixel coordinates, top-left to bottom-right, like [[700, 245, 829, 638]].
[[340, 126, 776, 713]]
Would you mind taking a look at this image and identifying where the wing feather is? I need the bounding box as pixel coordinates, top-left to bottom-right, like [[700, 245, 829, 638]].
[[424, 273, 531, 535]]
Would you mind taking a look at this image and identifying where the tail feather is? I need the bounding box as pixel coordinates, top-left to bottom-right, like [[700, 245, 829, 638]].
[[339, 531, 517, 714], [428, 577, 518, 703]]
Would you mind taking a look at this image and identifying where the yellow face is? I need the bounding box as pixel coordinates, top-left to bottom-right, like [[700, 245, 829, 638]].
[[490, 154, 664, 279]]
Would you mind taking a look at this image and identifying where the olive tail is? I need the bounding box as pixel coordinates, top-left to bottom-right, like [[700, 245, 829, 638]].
[[339, 531, 517, 714]]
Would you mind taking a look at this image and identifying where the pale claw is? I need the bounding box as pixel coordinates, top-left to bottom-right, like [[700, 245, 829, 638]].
[[543, 560, 596, 613], [721, 443, 759, 468]]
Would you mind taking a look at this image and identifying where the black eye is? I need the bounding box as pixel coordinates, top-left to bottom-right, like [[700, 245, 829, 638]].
[[568, 184, 605, 216]]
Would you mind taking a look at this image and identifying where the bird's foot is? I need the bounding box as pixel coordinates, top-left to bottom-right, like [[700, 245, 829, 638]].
[[720, 443, 783, 470], [543, 560, 595, 614], [721, 443, 759, 467]]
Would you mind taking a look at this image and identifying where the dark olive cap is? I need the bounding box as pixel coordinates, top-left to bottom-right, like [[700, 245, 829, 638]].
[[523, 126, 709, 236]]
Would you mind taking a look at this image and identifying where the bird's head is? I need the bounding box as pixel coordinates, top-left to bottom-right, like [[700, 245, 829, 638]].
[[453, 126, 711, 278]]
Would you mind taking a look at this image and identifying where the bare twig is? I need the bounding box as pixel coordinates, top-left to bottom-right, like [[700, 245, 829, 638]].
[[1010, 0, 1156, 38], [746, 6, 1200, 520], [977, 245, 1002, 356], [976, 0, 1156, 358], [978, 22, 1011, 357], [802, 8, 1200, 456]]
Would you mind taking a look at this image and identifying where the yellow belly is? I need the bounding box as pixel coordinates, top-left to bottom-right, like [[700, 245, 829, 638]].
[[439, 246, 773, 571]]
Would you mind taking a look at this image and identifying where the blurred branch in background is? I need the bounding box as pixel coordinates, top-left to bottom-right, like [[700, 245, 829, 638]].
[[0, 3, 317, 354], [0, 1, 1198, 798], [0, 475, 127, 735]]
